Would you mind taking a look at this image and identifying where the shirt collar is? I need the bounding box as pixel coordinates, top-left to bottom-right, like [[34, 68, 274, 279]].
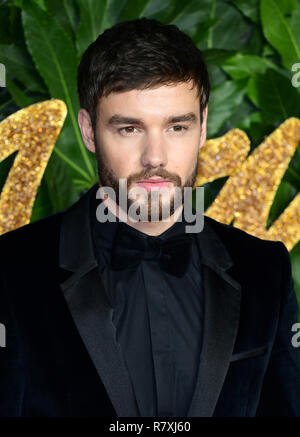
[[59, 182, 233, 275], [91, 195, 195, 254]]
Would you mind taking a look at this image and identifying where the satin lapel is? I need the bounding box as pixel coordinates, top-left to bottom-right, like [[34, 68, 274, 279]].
[[59, 184, 140, 417], [187, 217, 242, 417]]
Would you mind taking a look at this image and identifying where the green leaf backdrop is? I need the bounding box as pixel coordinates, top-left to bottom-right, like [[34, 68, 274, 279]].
[[0, 0, 300, 316]]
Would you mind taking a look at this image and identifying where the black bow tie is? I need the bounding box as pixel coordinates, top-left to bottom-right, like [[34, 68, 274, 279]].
[[110, 223, 194, 277]]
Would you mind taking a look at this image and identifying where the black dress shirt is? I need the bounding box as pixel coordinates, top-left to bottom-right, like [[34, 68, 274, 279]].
[[90, 197, 204, 417]]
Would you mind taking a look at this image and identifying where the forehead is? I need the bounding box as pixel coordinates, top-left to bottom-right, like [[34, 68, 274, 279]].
[[97, 80, 200, 119]]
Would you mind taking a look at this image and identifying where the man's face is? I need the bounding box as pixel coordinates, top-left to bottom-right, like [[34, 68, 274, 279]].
[[79, 80, 207, 221]]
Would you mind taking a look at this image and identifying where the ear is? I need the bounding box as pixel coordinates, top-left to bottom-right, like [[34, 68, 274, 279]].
[[199, 105, 208, 150], [78, 108, 96, 153]]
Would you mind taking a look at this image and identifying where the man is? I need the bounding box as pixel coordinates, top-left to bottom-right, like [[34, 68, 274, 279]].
[[0, 17, 299, 417]]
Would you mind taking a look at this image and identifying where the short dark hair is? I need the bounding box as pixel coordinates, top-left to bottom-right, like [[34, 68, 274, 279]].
[[77, 17, 210, 130]]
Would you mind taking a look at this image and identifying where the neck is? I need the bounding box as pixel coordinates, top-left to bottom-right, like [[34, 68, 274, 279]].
[[102, 194, 184, 237]]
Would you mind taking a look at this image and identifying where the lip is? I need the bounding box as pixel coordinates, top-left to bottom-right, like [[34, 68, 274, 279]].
[[136, 179, 171, 192], [137, 178, 171, 183]]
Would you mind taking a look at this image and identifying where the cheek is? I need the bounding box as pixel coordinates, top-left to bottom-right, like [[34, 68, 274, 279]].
[[170, 131, 200, 160], [104, 148, 137, 177], [96, 133, 124, 173], [171, 147, 198, 174]]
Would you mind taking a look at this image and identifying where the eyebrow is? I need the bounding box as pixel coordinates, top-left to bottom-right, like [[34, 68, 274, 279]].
[[106, 112, 198, 126]]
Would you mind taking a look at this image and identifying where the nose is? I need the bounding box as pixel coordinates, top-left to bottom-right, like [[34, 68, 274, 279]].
[[140, 132, 168, 168]]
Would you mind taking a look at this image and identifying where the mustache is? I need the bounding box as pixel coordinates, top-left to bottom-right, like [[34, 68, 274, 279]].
[[127, 168, 181, 187]]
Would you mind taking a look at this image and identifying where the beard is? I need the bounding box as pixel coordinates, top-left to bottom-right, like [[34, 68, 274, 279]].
[[94, 137, 199, 222]]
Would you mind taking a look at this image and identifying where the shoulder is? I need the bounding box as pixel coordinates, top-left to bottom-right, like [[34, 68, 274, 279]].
[[203, 215, 288, 274], [204, 214, 286, 251], [203, 217, 296, 323], [0, 184, 96, 256], [0, 209, 65, 263]]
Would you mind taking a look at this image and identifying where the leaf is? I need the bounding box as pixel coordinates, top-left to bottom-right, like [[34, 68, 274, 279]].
[[246, 27, 264, 55], [32, 0, 46, 9], [0, 98, 13, 115], [0, 87, 15, 120], [76, 0, 113, 57], [260, 0, 300, 70], [140, 0, 211, 30], [172, 0, 212, 37], [0, 5, 13, 44], [272, 0, 299, 14], [203, 49, 236, 88], [267, 180, 298, 227], [42, 151, 79, 213], [262, 43, 276, 57], [53, 119, 97, 183], [45, 0, 78, 40], [199, 0, 253, 51], [247, 69, 300, 125], [206, 79, 247, 137], [5, 76, 34, 108], [290, 241, 300, 321], [31, 148, 85, 222], [222, 54, 280, 80], [237, 111, 276, 146], [193, 18, 219, 46], [201, 177, 229, 209], [30, 176, 55, 221], [284, 146, 300, 189], [0, 152, 16, 194], [119, 0, 152, 21], [223, 99, 255, 133], [203, 49, 236, 64], [21, 0, 95, 183], [108, 0, 128, 24], [2, 3, 25, 46], [0, 43, 46, 92], [230, 0, 259, 23]]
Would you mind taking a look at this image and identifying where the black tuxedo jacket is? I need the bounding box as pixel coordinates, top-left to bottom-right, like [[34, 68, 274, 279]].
[[0, 183, 299, 417]]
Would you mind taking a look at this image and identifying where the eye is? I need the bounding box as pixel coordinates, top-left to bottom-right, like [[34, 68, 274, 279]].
[[169, 125, 188, 133], [118, 126, 138, 135]]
